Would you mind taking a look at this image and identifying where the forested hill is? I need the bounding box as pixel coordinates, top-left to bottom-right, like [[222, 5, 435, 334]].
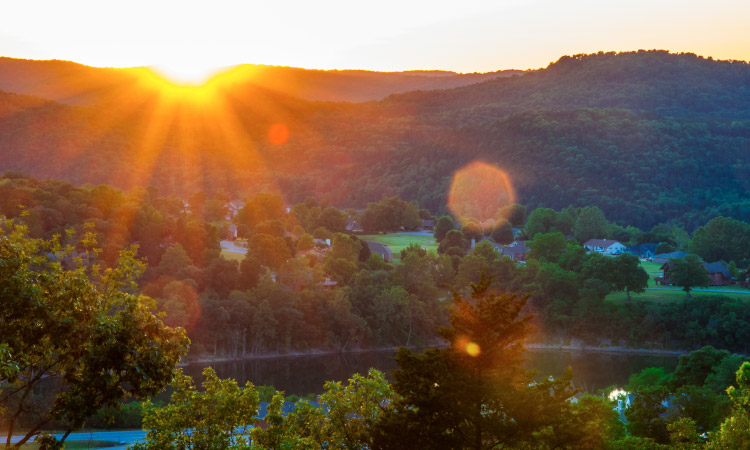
[[0, 50, 749, 229], [382, 51, 750, 120], [0, 57, 518, 104]]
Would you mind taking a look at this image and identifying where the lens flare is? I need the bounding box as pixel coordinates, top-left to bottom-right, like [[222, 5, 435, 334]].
[[465, 342, 481, 357], [448, 161, 515, 224], [268, 123, 290, 145]]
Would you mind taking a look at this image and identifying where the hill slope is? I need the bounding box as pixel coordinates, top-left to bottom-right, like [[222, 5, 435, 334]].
[[0, 50, 749, 229]]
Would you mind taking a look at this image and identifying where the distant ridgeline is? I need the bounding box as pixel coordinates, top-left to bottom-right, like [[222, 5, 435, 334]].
[[0, 50, 749, 229]]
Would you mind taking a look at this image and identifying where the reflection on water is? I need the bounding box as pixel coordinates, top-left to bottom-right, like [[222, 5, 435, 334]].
[[183, 349, 679, 395]]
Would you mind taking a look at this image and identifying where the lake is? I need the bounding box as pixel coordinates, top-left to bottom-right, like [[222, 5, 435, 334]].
[[182, 348, 681, 396]]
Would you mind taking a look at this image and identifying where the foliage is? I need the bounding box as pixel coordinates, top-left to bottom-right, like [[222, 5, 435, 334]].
[[371, 277, 613, 449], [131, 367, 259, 450], [669, 255, 711, 297], [0, 220, 188, 448]]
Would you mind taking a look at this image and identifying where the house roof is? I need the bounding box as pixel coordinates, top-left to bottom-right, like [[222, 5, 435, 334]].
[[584, 239, 623, 248], [366, 241, 392, 255], [422, 219, 435, 227], [502, 244, 530, 256], [703, 261, 731, 278]]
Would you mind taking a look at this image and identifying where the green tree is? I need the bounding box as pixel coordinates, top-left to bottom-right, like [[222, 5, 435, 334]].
[[574, 206, 608, 243], [433, 215, 455, 242], [527, 231, 567, 262], [669, 255, 710, 297], [690, 216, 750, 264], [709, 362, 750, 448], [625, 385, 670, 443], [609, 253, 649, 301], [371, 277, 603, 450], [499, 203, 526, 227], [131, 367, 260, 450], [490, 218, 514, 245], [0, 221, 188, 448]]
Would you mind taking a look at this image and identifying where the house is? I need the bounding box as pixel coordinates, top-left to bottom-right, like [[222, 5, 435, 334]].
[[422, 219, 435, 231], [703, 261, 733, 286], [346, 220, 363, 233], [626, 243, 657, 259], [225, 200, 245, 219], [659, 260, 733, 286], [652, 251, 688, 264], [583, 239, 627, 255], [320, 277, 338, 289], [366, 241, 393, 262], [501, 241, 530, 262]]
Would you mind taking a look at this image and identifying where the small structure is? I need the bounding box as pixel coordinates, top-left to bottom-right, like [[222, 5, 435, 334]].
[[501, 241, 530, 261], [320, 277, 338, 289], [626, 243, 658, 259], [366, 241, 393, 262], [346, 220, 363, 233], [422, 219, 435, 231], [703, 261, 733, 286], [652, 251, 688, 264], [583, 239, 627, 255]]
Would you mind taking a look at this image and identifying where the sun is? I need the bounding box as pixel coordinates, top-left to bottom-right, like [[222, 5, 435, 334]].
[[151, 61, 231, 86]]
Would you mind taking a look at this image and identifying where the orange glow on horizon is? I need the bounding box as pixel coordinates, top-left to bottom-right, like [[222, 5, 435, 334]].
[[448, 161, 516, 224]]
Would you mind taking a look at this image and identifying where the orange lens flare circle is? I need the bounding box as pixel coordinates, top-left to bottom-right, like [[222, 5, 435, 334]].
[[448, 161, 516, 224], [268, 123, 290, 146]]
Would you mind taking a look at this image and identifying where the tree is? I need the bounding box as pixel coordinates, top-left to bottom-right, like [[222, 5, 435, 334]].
[[371, 276, 604, 450], [131, 367, 260, 450], [574, 206, 608, 243], [669, 255, 710, 297], [625, 386, 670, 443], [499, 203, 526, 227], [690, 216, 750, 264], [248, 233, 292, 269], [490, 219, 514, 245], [709, 362, 750, 448], [668, 346, 731, 390], [0, 221, 188, 448], [609, 253, 649, 301], [527, 231, 567, 262], [433, 215, 455, 242]]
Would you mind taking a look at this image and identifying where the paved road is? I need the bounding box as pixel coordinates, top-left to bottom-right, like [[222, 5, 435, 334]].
[[647, 287, 750, 294]]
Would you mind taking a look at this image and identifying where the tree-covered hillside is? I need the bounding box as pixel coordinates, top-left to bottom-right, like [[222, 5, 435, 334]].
[[0, 50, 749, 229]]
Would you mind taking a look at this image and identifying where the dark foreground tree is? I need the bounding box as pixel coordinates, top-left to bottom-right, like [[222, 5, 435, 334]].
[[370, 276, 616, 450], [669, 254, 710, 297], [0, 220, 189, 448]]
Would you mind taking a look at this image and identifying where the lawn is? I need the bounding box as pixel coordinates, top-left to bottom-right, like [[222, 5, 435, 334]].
[[220, 250, 245, 262], [359, 233, 438, 263], [606, 288, 750, 305]]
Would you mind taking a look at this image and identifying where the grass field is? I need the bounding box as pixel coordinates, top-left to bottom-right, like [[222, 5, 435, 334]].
[[220, 250, 245, 262], [604, 258, 750, 304], [359, 233, 438, 263]]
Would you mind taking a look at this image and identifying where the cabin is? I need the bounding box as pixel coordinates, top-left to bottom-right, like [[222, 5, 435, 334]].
[[583, 239, 627, 255], [422, 219, 435, 231], [703, 261, 733, 286]]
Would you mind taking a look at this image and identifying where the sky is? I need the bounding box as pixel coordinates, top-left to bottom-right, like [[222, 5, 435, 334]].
[[3, 0, 749, 82]]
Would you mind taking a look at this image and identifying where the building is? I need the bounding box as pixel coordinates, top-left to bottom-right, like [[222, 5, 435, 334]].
[[652, 251, 688, 264], [583, 239, 627, 255], [626, 243, 658, 259], [366, 241, 393, 262]]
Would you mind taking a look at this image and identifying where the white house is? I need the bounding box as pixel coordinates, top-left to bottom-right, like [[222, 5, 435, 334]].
[[583, 239, 627, 255]]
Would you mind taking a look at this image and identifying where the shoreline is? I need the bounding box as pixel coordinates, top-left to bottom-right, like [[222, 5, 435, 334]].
[[181, 342, 687, 366]]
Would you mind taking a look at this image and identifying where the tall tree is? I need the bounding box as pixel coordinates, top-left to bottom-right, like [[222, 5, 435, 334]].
[[0, 221, 188, 448], [669, 255, 710, 297], [609, 253, 649, 301], [371, 277, 607, 449]]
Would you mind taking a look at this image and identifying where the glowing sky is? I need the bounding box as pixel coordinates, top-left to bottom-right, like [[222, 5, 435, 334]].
[[3, 0, 749, 81]]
